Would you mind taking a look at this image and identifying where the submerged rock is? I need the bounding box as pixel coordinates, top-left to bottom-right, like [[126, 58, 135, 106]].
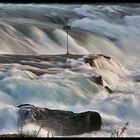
[[91, 75, 113, 93], [17, 104, 102, 136], [104, 86, 113, 94], [93, 75, 104, 86]]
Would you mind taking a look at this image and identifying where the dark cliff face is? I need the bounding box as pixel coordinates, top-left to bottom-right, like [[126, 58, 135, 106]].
[[17, 104, 102, 136]]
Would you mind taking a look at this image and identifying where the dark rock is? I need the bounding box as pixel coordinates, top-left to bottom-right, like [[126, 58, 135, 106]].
[[98, 54, 111, 60], [90, 75, 113, 94], [94, 75, 104, 86], [84, 58, 95, 67], [17, 104, 102, 136], [104, 86, 113, 94]]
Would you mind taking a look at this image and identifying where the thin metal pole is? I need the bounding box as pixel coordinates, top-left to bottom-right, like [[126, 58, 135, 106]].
[[67, 30, 68, 55], [63, 17, 71, 55]]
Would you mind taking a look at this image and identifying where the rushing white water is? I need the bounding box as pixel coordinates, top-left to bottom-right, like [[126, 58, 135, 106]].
[[0, 3, 140, 137]]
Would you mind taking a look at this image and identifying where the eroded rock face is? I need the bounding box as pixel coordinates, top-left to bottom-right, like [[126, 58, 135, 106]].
[[17, 104, 102, 136], [93, 75, 104, 86]]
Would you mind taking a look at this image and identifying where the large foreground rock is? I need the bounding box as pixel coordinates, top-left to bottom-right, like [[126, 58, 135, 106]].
[[17, 104, 102, 136]]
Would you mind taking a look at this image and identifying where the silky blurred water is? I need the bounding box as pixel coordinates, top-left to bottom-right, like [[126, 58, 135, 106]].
[[0, 3, 140, 137]]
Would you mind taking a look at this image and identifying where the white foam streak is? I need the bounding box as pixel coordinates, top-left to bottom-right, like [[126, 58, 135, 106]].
[[0, 105, 18, 134]]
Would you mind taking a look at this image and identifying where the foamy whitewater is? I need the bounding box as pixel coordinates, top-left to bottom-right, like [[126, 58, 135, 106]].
[[0, 3, 140, 137]]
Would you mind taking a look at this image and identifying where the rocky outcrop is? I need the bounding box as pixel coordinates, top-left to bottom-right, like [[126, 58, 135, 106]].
[[93, 75, 104, 86], [104, 86, 113, 94], [84, 54, 111, 67], [91, 75, 113, 93], [17, 104, 102, 136]]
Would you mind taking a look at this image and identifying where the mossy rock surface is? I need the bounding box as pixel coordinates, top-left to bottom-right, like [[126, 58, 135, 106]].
[[0, 133, 36, 138]]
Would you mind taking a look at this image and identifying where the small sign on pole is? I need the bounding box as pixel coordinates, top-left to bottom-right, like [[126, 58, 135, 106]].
[[63, 17, 71, 55], [63, 26, 71, 30]]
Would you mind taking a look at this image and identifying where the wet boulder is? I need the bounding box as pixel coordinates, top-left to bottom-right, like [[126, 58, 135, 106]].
[[17, 104, 102, 136]]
